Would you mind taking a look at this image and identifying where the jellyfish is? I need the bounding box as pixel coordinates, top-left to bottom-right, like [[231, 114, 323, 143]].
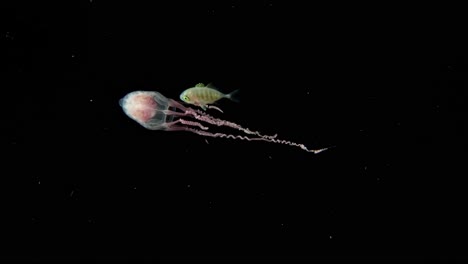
[[119, 90, 329, 153]]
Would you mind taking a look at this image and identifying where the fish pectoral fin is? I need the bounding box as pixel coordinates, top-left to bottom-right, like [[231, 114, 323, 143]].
[[200, 105, 207, 110]]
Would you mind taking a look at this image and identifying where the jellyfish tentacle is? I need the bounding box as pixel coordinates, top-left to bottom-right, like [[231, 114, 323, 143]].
[[178, 119, 209, 130], [185, 127, 329, 153], [260, 137, 330, 154], [165, 126, 191, 132], [186, 109, 277, 139], [168, 99, 188, 111], [184, 128, 271, 141], [163, 110, 187, 116], [163, 120, 188, 130], [164, 119, 210, 130]]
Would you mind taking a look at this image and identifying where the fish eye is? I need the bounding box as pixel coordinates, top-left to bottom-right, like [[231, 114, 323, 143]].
[[184, 95, 189, 101]]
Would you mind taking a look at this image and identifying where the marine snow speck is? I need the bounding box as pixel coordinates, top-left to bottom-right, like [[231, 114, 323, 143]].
[[179, 83, 240, 110]]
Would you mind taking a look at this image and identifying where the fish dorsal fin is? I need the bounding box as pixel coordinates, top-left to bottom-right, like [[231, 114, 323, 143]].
[[195, 83, 205, 87], [206, 82, 217, 89]]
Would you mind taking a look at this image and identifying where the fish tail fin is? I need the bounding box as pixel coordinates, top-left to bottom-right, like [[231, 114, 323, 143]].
[[225, 89, 240, 103]]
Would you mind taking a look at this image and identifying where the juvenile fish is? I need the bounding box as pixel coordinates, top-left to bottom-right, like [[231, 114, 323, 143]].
[[179, 83, 239, 110]]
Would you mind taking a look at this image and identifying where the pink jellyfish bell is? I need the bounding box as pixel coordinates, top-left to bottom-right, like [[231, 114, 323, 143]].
[[119, 90, 329, 153], [119, 91, 179, 131]]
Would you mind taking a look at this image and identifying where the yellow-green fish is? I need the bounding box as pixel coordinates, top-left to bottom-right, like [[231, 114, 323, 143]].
[[179, 83, 240, 110]]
